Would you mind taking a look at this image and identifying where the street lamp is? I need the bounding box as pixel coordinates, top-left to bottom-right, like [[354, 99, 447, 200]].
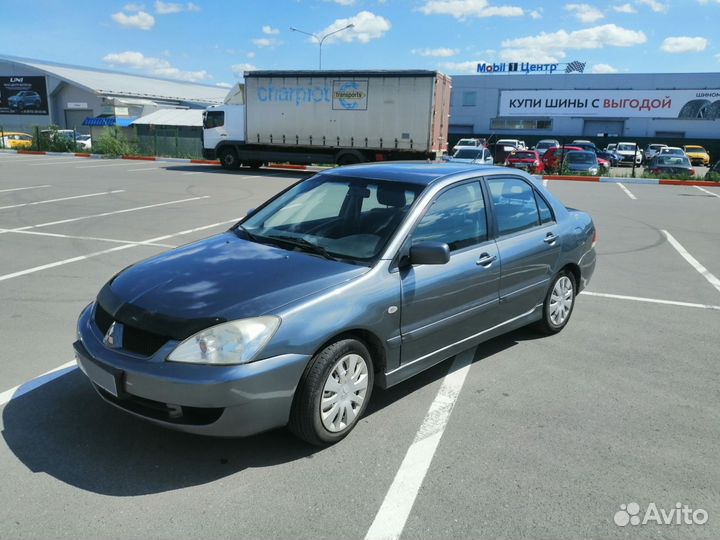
[[289, 23, 355, 70]]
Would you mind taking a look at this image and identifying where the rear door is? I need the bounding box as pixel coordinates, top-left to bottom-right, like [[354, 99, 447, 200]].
[[400, 180, 500, 365], [486, 176, 562, 320]]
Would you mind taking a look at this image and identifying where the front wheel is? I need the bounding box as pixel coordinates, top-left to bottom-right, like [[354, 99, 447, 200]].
[[289, 339, 374, 446], [535, 271, 576, 335], [218, 148, 241, 170]]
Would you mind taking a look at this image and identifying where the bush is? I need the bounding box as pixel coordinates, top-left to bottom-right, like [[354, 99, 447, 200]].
[[38, 125, 79, 152], [704, 172, 720, 182], [94, 127, 136, 157]]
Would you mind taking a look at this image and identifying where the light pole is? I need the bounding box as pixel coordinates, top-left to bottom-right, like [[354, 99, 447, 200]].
[[289, 23, 355, 69]]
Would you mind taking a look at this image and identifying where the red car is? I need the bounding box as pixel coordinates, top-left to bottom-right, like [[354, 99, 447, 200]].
[[504, 149, 544, 173], [542, 145, 582, 172]]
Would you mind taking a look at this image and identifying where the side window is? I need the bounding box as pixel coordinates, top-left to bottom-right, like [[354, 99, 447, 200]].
[[412, 182, 487, 252], [487, 177, 541, 236], [462, 91, 477, 107], [203, 111, 224, 129], [535, 192, 554, 224]]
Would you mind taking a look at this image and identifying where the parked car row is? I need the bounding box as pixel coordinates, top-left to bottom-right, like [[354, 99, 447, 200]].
[[1, 131, 33, 149]]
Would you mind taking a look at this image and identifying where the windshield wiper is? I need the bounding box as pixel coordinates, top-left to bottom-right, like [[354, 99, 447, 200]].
[[234, 224, 262, 243], [265, 235, 341, 261]]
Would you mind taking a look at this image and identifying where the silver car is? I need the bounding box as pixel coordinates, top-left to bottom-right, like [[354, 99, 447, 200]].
[[75, 163, 597, 445]]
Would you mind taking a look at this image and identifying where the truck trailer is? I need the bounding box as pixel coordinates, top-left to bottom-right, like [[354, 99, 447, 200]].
[[202, 70, 451, 169]]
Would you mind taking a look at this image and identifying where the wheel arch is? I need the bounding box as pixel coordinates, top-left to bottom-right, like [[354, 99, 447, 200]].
[[310, 328, 387, 376]]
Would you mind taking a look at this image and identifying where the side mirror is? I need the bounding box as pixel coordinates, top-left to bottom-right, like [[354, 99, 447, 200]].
[[409, 242, 450, 265], [245, 207, 257, 218]]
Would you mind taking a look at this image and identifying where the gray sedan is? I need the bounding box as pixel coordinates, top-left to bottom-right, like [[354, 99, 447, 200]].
[[75, 163, 596, 445]]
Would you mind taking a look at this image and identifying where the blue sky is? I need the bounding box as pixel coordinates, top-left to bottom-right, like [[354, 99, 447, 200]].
[[1, 0, 718, 87]]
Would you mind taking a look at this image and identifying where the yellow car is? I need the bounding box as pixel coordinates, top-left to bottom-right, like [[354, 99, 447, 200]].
[[683, 145, 710, 166], [2, 132, 33, 150]]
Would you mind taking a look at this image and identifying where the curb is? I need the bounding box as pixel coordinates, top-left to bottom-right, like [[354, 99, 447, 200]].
[[541, 174, 718, 188]]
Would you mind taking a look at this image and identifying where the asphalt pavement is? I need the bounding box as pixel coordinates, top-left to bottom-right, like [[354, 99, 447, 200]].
[[0, 153, 718, 540]]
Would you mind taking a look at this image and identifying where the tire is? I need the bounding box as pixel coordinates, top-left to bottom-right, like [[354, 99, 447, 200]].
[[534, 270, 576, 335], [705, 100, 720, 120], [678, 99, 711, 119], [336, 153, 362, 166], [218, 147, 240, 170], [289, 339, 374, 446]]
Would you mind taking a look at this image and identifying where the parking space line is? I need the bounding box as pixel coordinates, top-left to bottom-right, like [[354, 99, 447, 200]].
[[582, 291, 720, 311], [694, 186, 720, 198], [28, 160, 87, 166], [0, 218, 239, 283], [662, 230, 720, 294], [75, 162, 139, 169], [542, 178, 549, 188], [0, 360, 77, 407], [0, 190, 125, 211], [617, 183, 637, 200], [0, 184, 51, 194], [0, 195, 210, 235], [3, 228, 176, 248], [127, 167, 164, 172], [365, 348, 473, 540]]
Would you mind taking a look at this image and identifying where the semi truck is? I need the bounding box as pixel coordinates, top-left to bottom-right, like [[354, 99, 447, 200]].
[[202, 70, 451, 169]]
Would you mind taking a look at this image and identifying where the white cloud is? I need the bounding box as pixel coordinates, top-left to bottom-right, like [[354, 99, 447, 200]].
[[613, 3, 636, 12], [419, 0, 523, 19], [660, 36, 708, 53], [111, 11, 155, 30], [591, 63, 619, 73], [102, 51, 209, 81], [216, 82, 233, 88], [252, 37, 282, 48], [123, 3, 146, 11], [438, 59, 487, 74], [154, 1, 200, 14], [247, 51, 256, 58], [231, 63, 258, 77], [327, 0, 356, 4], [530, 9, 542, 18], [636, 0, 668, 13], [566, 3, 604, 23], [262, 25, 280, 35], [500, 24, 647, 63], [412, 47, 459, 57], [318, 11, 391, 44]]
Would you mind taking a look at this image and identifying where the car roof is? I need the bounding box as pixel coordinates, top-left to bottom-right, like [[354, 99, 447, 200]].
[[320, 162, 507, 186]]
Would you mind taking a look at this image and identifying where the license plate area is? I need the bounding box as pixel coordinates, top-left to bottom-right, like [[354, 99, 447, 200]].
[[77, 349, 124, 398]]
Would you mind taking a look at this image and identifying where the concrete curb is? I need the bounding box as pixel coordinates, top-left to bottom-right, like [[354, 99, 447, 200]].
[[541, 174, 718, 188]]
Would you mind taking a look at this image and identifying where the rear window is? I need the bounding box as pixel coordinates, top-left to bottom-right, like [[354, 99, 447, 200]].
[[514, 152, 536, 159], [203, 111, 224, 129], [455, 149, 483, 159]]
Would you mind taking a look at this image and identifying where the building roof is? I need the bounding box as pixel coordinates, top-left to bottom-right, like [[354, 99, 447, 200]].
[[132, 109, 203, 127], [0, 55, 228, 105]]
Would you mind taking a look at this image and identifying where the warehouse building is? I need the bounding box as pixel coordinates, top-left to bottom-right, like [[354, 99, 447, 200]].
[[0, 55, 228, 134], [449, 71, 720, 148]]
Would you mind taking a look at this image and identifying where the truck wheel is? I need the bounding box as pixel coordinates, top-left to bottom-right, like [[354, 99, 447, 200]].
[[289, 338, 374, 446], [336, 153, 363, 166], [218, 148, 240, 170], [246, 160, 263, 170]]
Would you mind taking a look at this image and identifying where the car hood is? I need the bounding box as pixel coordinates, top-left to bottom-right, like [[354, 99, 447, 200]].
[[97, 232, 368, 340]]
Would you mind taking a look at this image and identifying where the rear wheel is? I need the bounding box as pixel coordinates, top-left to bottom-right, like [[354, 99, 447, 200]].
[[336, 153, 363, 166], [289, 339, 374, 446], [534, 270, 576, 335], [218, 147, 240, 170]]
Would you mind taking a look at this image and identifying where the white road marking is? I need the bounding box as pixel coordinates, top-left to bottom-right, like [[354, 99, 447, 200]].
[[0, 217, 239, 282], [542, 178, 548, 188], [582, 291, 720, 311], [127, 167, 164, 172], [365, 349, 473, 540], [0, 361, 77, 407], [662, 230, 720, 294], [617, 183, 637, 200], [0, 195, 210, 235], [1, 228, 175, 248], [0, 184, 51, 194], [28, 160, 84, 166], [182, 172, 201, 175], [75, 162, 138, 169], [694, 185, 720, 198], [0, 190, 124, 210]]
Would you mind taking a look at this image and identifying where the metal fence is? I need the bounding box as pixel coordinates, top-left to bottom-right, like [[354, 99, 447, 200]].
[[136, 128, 203, 159]]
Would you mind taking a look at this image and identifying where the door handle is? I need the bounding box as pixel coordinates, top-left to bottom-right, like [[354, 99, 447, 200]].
[[476, 253, 497, 267], [544, 233, 558, 244]]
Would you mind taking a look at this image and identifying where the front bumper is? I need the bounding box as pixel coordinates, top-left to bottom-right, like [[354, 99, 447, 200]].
[[75, 304, 310, 437]]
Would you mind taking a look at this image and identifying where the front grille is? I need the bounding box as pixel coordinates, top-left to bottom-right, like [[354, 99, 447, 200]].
[[94, 304, 171, 357], [96, 387, 224, 426]]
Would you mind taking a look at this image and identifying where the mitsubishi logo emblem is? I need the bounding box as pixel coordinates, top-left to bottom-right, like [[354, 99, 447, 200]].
[[103, 321, 123, 349]]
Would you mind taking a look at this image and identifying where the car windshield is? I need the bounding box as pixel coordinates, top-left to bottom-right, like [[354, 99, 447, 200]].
[[657, 156, 690, 166], [536, 142, 555, 149], [685, 146, 706, 153], [454, 149, 483, 158], [617, 144, 636, 151], [513, 151, 535, 159], [456, 139, 476, 146], [239, 175, 424, 264], [663, 148, 683, 155], [566, 152, 595, 164]]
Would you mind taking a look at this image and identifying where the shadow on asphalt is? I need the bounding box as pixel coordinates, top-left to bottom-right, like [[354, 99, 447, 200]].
[[1, 327, 542, 496], [162, 165, 313, 179]]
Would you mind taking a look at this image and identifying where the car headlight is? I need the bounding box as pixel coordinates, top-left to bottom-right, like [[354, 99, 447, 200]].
[[168, 316, 280, 365]]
